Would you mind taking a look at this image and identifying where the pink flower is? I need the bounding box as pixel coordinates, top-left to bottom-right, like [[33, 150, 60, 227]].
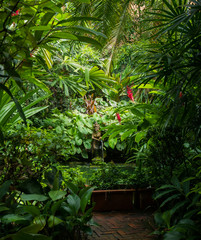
[[12, 9, 20, 16], [116, 113, 121, 123], [127, 86, 134, 101]]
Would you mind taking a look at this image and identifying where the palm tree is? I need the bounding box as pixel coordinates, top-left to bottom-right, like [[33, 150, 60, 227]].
[[133, 0, 201, 138], [71, 0, 151, 75]]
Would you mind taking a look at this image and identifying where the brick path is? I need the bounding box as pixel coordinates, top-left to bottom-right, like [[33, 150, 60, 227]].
[[88, 211, 157, 240]]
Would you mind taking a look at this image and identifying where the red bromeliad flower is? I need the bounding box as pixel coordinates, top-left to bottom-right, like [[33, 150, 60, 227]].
[[116, 113, 121, 123], [127, 86, 134, 101], [179, 91, 183, 98], [12, 9, 20, 16]]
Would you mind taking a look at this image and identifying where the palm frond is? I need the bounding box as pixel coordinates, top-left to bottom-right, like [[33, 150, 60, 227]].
[[104, 0, 132, 75]]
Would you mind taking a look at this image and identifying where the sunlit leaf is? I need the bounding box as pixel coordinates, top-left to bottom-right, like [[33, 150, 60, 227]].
[[48, 190, 66, 201]]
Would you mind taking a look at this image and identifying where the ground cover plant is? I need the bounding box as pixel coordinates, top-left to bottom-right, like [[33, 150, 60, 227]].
[[0, 174, 96, 240], [1, 0, 201, 239]]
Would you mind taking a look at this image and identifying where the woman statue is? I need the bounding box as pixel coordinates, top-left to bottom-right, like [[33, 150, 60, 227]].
[[92, 122, 104, 161]]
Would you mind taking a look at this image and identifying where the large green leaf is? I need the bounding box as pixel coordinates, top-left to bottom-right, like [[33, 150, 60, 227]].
[[154, 189, 177, 200], [51, 199, 65, 215], [76, 35, 102, 48], [80, 187, 94, 213], [0, 84, 27, 126], [18, 179, 43, 195], [162, 210, 172, 229], [31, 26, 51, 31], [4, 64, 24, 91], [57, 16, 101, 25], [135, 131, 146, 143], [85, 68, 90, 89], [41, 48, 53, 70], [21, 194, 48, 202], [0, 180, 12, 201], [116, 142, 126, 151], [48, 215, 63, 228], [66, 194, 81, 215], [18, 224, 45, 234], [170, 200, 189, 215], [48, 190, 66, 201], [160, 194, 181, 208], [33, 216, 46, 228], [121, 129, 136, 141], [1, 214, 26, 224], [11, 106, 48, 126], [65, 26, 107, 39], [0, 206, 9, 212], [81, 150, 88, 159], [1, 90, 50, 130], [28, 77, 50, 93], [130, 108, 144, 118], [182, 180, 190, 195], [66, 182, 79, 194], [35, 12, 55, 41], [23, 206, 41, 217], [75, 136, 82, 146], [109, 129, 124, 140], [0, 224, 49, 240], [108, 137, 117, 149], [49, 32, 78, 40], [171, 176, 181, 190], [13, 233, 52, 240], [83, 141, 91, 149]]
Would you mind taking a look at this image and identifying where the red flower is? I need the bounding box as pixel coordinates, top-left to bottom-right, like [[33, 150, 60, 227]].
[[127, 86, 134, 101], [12, 9, 20, 16], [179, 91, 183, 98], [116, 113, 121, 123]]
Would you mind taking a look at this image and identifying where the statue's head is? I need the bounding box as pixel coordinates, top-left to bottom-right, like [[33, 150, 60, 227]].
[[94, 122, 100, 132]]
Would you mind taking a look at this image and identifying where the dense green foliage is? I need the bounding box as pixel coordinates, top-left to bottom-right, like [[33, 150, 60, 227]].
[[1, 0, 201, 239], [0, 177, 95, 240], [59, 163, 152, 190]]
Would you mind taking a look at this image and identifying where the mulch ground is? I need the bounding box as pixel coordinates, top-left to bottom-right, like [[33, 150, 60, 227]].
[[88, 210, 158, 240]]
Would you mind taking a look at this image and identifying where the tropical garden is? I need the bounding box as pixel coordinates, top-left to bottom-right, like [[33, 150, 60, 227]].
[[0, 0, 201, 239]]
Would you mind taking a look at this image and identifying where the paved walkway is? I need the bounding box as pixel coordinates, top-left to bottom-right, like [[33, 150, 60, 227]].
[[88, 211, 158, 240]]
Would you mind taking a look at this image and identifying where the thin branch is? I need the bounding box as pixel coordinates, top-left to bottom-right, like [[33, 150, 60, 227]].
[[0, 0, 21, 34]]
